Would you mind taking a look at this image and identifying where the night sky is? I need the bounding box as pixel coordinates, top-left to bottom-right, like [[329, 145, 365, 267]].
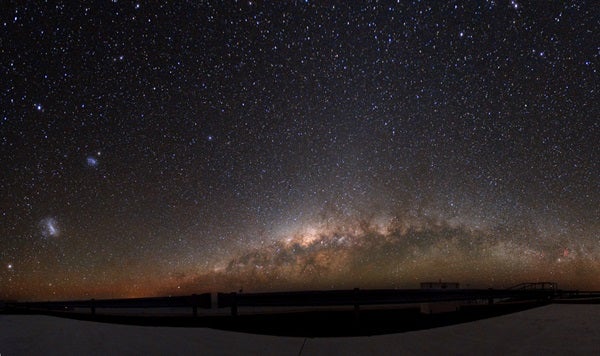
[[1, 1, 598, 301]]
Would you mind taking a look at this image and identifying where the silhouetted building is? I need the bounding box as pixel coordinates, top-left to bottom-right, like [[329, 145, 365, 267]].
[[420, 282, 460, 289]]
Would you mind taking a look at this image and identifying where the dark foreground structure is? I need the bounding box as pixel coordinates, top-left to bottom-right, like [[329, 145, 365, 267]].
[[4, 282, 598, 336]]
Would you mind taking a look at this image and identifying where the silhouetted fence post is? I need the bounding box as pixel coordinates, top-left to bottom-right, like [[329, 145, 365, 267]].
[[353, 288, 361, 329], [231, 292, 238, 317], [192, 294, 198, 317], [90, 299, 96, 315]]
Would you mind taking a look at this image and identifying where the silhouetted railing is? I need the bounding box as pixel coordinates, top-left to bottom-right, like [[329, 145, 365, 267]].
[[6, 284, 579, 318], [553, 290, 600, 302], [507, 282, 558, 291], [218, 287, 558, 316], [6, 293, 212, 316]]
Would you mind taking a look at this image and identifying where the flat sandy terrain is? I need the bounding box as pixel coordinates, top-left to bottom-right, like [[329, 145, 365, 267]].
[[1, 304, 598, 355]]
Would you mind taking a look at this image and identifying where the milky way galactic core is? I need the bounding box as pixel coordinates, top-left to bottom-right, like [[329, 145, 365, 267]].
[[0, 1, 598, 300]]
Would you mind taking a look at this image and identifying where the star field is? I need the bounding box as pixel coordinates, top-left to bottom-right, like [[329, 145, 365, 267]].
[[0, 1, 598, 301]]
